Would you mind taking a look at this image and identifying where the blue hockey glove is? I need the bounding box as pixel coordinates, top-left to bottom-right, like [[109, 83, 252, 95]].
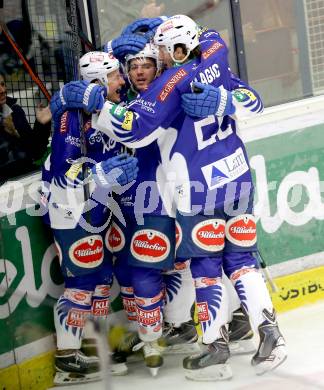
[[121, 17, 166, 38], [111, 34, 148, 62], [181, 82, 235, 118], [50, 81, 106, 121], [91, 153, 139, 188]]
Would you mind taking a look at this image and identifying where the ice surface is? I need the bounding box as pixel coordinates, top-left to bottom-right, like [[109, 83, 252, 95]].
[[49, 301, 324, 390]]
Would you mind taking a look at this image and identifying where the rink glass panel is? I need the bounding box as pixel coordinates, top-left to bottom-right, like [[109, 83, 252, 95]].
[[239, 0, 324, 105], [1, 0, 83, 181], [95, 0, 324, 107], [95, 0, 238, 74]]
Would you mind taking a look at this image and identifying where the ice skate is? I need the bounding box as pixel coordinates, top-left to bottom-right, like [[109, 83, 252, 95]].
[[251, 308, 287, 375], [159, 319, 200, 354], [183, 326, 232, 381], [110, 330, 142, 375], [54, 349, 101, 385], [228, 307, 256, 355], [133, 340, 163, 377]]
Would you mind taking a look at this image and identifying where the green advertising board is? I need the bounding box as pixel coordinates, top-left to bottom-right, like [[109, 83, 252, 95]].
[[247, 123, 324, 265], [0, 208, 63, 358]]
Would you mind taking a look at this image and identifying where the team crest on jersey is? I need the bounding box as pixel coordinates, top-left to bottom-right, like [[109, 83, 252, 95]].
[[175, 221, 183, 250], [105, 223, 125, 253], [111, 104, 127, 120], [69, 235, 104, 268], [202, 41, 224, 60], [233, 88, 256, 102], [191, 219, 225, 251], [131, 230, 170, 262], [197, 302, 209, 322], [226, 214, 257, 247], [158, 69, 188, 102]]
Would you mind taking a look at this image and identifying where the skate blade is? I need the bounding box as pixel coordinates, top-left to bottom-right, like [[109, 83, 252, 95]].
[[110, 362, 128, 376], [229, 339, 256, 355], [254, 345, 287, 375], [184, 363, 233, 381], [54, 371, 101, 386], [149, 367, 160, 377], [163, 342, 201, 355]]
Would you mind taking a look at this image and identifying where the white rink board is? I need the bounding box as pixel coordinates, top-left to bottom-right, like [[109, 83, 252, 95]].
[[50, 301, 324, 390]]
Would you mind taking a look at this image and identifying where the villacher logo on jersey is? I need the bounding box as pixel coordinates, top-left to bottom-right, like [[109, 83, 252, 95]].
[[105, 223, 125, 253], [192, 219, 226, 252], [175, 221, 183, 250], [131, 230, 170, 262], [69, 235, 104, 268], [226, 215, 257, 247]]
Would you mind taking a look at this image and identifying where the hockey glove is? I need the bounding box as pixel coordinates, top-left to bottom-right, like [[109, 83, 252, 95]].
[[91, 153, 138, 188], [111, 34, 148, 62], [181, 82, 235, 118], [121, 17, 166, 38], [50, 81, 106, 121]]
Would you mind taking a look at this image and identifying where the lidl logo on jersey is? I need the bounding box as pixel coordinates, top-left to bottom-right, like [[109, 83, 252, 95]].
[[201, 147, 249, 189]]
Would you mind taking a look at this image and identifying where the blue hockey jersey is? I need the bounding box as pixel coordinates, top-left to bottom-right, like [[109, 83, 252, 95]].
[[94, 30, 263, 213], [42, 110, 123, 229]]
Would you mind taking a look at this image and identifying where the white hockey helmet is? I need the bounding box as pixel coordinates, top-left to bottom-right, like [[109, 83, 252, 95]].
[[153, 15, 200, 63], [79, 51, 120, 85], [125, 42, 161, 74]]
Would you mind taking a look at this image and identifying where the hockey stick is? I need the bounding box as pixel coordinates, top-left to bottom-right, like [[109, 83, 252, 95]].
[[256, 251, 278, 293], [66, 0, 96, 51], [65, 0, 91, 213], [0, 21, 51, 102]]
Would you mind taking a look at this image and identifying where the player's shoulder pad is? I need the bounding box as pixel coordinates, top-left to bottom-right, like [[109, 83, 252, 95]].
[[198, 27, 220, 41], [199, 28, 228, 55]]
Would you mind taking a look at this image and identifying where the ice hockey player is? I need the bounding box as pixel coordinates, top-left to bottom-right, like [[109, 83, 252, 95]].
[[93, 15, 287, 381], [43, 51, 138, 385], [110, 15, 257, 361], [48, 41, 198, 378], [109, 42, 198, 377]]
